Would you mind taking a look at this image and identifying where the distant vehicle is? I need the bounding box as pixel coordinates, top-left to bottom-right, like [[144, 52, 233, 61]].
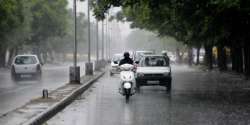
[[110, 53, 123, 76], [135, 55, 172, 92], [168, 53, 176, 63], [134, 50, 154, 62], [11, 55, 42, 80], [193, 48, 205, 64]]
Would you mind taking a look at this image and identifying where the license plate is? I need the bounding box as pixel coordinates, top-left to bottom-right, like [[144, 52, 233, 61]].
[[21, 74, 31, 77], [147, 81, 159, 84]]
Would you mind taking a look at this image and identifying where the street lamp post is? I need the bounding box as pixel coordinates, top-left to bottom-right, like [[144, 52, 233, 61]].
[[85, 0, 93, 75], [102, 21, 104, 60], [109, 22, 112, 59], [70, 0, 80, 83], [95, 20, 99, 71], [96, 22, 99, 61], [105, 17, 108, 60]]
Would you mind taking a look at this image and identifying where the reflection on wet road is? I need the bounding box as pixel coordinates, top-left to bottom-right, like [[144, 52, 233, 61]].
[[0, 63, 85, 115], [47, 65, 250, 125]]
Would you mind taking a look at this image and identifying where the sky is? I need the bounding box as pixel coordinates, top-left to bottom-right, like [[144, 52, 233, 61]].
[[66, 0, 134, 41]]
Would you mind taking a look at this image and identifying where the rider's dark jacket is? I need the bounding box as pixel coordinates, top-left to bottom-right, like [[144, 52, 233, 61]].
[[119, 57, 133, 66]]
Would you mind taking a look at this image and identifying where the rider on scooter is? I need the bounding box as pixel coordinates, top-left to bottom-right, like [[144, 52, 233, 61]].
[[119, 52, 133, 66], [118, 52, 136, 95]]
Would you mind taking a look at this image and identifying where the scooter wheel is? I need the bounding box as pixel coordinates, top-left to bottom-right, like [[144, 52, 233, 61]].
[[125, 94, 130, 103]]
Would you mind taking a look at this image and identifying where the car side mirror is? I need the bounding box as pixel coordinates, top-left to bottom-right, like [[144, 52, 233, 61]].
[[114, 61, 118, 64], [40, 62, 44, 66], [135, 61, 139, 64]]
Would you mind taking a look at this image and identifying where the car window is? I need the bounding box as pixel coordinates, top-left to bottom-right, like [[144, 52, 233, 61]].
[[135, 51, 153, 61], [15, 56, 37, 65], [140, 56, 169, 67]]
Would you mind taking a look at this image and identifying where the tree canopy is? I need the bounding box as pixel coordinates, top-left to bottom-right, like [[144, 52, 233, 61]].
[[92, 0, 250, 47]]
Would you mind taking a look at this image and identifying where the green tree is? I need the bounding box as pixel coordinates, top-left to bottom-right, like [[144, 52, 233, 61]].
[[28, 0, 68, 61], [0, 0, 27, 67]]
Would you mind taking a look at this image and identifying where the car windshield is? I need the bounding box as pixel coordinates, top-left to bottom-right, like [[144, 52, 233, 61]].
[[15, 56, 37, 65], [141, 56, 169, 67], [135, 51, 154, 61]]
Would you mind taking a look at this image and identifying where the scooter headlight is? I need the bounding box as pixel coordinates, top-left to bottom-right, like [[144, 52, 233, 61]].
[[123, 82, 132, 89]]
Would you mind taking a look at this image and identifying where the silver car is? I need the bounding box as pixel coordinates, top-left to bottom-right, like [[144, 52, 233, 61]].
[[11, 55, 42, 80], [135, 55, 172, 92], [110, 53, 123, 76]]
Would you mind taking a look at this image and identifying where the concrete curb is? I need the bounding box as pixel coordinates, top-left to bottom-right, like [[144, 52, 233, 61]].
[[23, 71, 105, 125]]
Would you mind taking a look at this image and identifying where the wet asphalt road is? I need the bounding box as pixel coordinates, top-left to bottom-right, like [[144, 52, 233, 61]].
[[48, 65, 250, 125], [0, 63, 85, 116]]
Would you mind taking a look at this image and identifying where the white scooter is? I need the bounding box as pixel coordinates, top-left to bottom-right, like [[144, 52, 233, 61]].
[[119, 64, 136, 103]]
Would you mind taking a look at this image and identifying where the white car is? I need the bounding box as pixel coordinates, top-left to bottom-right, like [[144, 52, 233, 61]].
[[134, 50, 154, 62], [135, 55, 172, 92], [110, 53, 123, 76], [11, 55, 42, 80]]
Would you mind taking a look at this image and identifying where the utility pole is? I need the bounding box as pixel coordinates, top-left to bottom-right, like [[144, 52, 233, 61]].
[[96, 21, 99, 61], [109, 22, 112, 59], [102, 21, 104, 60], [105, 17, 108, 60], [70, 0, 80, 83], [87, 0, 91, 63], [85, 0, 93, 75], [95, 0, 99, 62], [95, 20, 99, 70]]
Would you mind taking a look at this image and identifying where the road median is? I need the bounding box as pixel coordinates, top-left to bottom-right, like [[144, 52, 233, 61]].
[[0, 70, 105, 125]]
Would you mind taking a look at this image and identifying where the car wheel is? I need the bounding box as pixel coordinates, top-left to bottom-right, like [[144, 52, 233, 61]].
[[11, 68, 19, 81], [166, 80, 172, 92], [35, 70, 42, 80], [136, 81, 141, 92], [11, 73, 20, 81]]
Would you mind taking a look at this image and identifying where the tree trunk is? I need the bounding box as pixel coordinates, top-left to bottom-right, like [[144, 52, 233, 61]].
[[231, 46, 243, 73], [48, 50, 54, 63], [176, 48, 181, 64], [7, 48, 17, 67], [217, 45, 227, 71], [244, 46, 250, 77], [32, 44, 43, 64], [0, 47, 7, 67], [231, 46, 236, 71], [204, 45, 213, 70], [187, 47, 193, 66]]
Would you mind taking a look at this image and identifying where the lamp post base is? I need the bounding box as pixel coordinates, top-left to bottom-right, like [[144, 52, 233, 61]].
[[94, 60, 100, 71], [69, 66, 80, 83], [85, 62, 93, 75]]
